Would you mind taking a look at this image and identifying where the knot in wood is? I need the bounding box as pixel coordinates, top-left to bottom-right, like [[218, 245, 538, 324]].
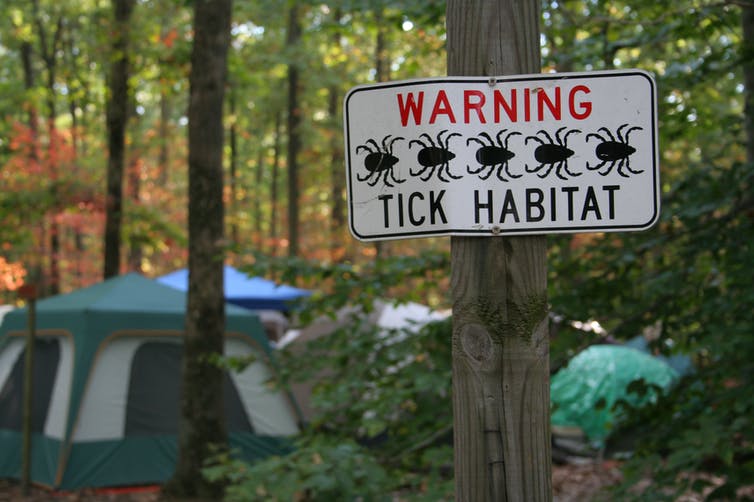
[[460, 323, 494, 363]]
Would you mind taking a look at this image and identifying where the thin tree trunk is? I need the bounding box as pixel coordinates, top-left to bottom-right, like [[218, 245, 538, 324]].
[[19, 38, 45, 291], [127, 150, 142, 272], [229, 85, 239, 246], [447, 1, 552, 500], [68, 95, 79, 157], [601, 22, 614, 70], [74, 232, 85, 289], [329, 8, 345, 262], [64, 22, 86, 282], [33, 1, 64, 294], [286, 2, 302, 257], [103, 0, 135, 278], [254, 147, 264, 247], [373, 9, 390, 258], [271, 110, 282, 255], [157, 15, 173, 187], [64, 21, 81, 158], [328, 86, 345, 260], [374, 10, 390, 83], [166, 0, 232, 497], [158, 88, 170, 186], [743, 3, 754, 165], [20, 41, 39, 162]]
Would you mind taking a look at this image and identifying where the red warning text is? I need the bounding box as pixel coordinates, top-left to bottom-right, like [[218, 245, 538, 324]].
[[396, 85, 592, 127]]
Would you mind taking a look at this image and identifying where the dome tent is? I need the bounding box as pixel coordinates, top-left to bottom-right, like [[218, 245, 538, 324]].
[[0, 273, 299, 490]]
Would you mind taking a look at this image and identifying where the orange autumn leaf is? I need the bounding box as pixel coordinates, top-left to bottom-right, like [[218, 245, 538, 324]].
[[0, 257, 26, 292]]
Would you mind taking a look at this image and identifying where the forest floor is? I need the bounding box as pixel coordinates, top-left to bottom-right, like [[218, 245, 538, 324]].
[[2, 462, 624, 501]]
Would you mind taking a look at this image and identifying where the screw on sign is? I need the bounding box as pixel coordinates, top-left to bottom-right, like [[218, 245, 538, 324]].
[[466, 129, 522, 181], [525, 126, 582, 180]]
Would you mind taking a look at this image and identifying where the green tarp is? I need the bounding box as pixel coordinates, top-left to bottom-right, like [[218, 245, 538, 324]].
[[551, 344, 679, 445]]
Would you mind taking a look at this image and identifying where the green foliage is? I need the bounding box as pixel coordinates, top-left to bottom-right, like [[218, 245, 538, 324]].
[[217, 4, 754, 498], [293, 316, 452, 450], [123, 203, 188, 254], [544, 0, 754, 497], [1, 0, 753, 497], [244, 249, 450, 324], [228, 250, 455, 499], [204, 437, 393, 501]]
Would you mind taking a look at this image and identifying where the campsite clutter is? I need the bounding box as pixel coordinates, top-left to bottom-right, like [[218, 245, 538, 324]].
[[0, 273, 299, 490], [278, 299, 451, 424], [0, 268, 686, 492]]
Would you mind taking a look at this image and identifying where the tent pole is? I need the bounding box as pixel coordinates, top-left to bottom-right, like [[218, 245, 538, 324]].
[[20, 285, 38, 496]]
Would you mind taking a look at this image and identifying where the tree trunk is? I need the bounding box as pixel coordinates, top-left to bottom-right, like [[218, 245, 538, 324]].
[[19, 39, 44, 288], [743, 3, 754, 165], [328, 84, 345, 261], [20, 41, 38, 162], [271, 109, 282, 255], [157, 15, 173, 187], [158, 88, 171, 186], [166, 0, 232, 497], [254, 147, 264, 248], [64, 22, 81, 158], [103, 0, 135, 278], [287, 2, 302, 257], [33, 2, 64, 295], [447, 1, 552, 500], [373, 8, 390, 259], [374, 10, 390, 82], [126, 149, 142, 272], [229, 84, 239, 247], [329, 8, 345, 262]]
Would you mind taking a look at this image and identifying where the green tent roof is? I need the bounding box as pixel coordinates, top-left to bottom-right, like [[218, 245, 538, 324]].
[[34, 272, 191, 312], [18, 272, 256, 315], [1, 273, 269, 351]]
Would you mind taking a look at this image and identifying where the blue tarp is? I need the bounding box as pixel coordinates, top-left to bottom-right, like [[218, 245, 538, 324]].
[[157, 265, 311, 312]]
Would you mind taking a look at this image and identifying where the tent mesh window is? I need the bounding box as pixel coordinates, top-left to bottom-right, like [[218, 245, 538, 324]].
[[124, 342, 254, 435], [0, 338, 60, 432]]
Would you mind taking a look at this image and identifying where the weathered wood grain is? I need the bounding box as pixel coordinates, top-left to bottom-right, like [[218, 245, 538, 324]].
[[447, 1, 552, 500]]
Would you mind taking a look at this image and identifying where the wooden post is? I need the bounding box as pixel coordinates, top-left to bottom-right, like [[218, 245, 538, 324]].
[[447, 1, 552, 500], [19, 284, 38, 496]]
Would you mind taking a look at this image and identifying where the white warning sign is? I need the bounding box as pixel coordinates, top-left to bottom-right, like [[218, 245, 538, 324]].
[[344, 69, 660, 242]]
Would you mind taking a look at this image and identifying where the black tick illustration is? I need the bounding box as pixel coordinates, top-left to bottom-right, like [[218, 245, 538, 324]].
[[586, 124, 643, 177], [409, 129, 462, 182], [525, 126, 582, 180], [466, 129, 522, 181], [355, 135, 405, 187]]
